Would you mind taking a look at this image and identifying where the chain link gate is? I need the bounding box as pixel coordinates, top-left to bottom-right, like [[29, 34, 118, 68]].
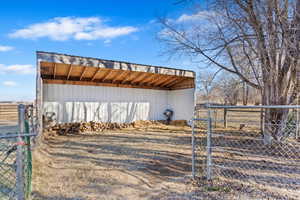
[[192, 104, 300, 197], [0, 104, 36, 200]]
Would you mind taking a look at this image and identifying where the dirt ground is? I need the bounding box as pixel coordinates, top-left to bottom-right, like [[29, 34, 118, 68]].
[[32, 125, 196, 200], [196, 129, 300, 200], [31, 124, 300, 200]]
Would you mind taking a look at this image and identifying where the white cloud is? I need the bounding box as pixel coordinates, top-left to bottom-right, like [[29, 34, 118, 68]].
[[9, 17, 138, 41], [0, 45, 14, 52], [0, 64, 35, 74], [176, 11, 216, 22], [3, 81, 17, 87]]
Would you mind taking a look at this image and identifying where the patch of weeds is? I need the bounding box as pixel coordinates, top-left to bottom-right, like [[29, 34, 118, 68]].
[[223, 187, 231, 193], [193, 176, 231, 193], [205, 185, 231, 193]]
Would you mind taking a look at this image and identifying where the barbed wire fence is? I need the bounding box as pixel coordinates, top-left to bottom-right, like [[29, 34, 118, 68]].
[[0, 104, 36, 200], [192, 105, 300, 198]]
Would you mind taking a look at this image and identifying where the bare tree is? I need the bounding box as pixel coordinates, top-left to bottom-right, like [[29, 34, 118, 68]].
[[242, 81, 249, 105], [197, 69, 222, 103], [158, 0, 300, 143], [217, 74, 242, 105]]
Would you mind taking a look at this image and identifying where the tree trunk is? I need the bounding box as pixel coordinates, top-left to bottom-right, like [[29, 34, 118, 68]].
[[262, 86, 290, 144], [242, 82, 249, 105]]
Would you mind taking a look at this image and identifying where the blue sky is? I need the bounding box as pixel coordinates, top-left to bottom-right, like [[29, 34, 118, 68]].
[[0, 0, 203, 101]]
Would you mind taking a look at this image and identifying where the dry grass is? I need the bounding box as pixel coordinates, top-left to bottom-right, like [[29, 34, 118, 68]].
[[0, 103, 18, 134], [32, 122, 300, 200], [32, 124, 195, 200], [196, 127, 300, 200], [0, 103, 18, 123], [196, 108, 262, 129]]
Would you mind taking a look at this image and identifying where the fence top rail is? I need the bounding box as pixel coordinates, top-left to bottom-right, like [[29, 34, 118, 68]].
[[226, 109, 261, 112], [193, 118, 209, 121], [204, 105, 300, 109], [0, 133, 37, 139]]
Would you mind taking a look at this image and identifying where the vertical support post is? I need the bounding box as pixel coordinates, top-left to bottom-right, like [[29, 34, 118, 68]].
[[206, 105, 212, 180], [17, 104, 25, 200], [296, 108, 299, 140], [260, 108, 264, 135], [223, 108, 227, 128], [214, 110, 217, 128], [191, 118, 196, 179], [191, 75, 197, 179], [36, 54, 43, 137], [29, 105, 34, 134], [24, 106, 32, 199]]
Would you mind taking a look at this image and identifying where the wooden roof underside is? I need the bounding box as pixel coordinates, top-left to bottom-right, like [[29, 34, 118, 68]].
[[38, 52, 195, 90]]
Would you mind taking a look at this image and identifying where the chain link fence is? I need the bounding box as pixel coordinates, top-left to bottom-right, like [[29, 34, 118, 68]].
[[192, 105, 300, 198], [0, 104, 36, 200]]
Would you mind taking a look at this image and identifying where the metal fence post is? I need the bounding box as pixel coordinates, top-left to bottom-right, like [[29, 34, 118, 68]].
[[260, 108, 264, 135], [296, 107, 300, 140], [17, 104, 25, 200], [224, 108, 227, 128], [207, 105, 212, 180], [24, 106, 32, 199], [214, 110, 217, 128], [191, 118, 196, 179]]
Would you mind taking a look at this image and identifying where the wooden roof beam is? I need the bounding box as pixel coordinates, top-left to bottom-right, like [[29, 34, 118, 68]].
[[121, 73, 133, 84], [79, 67, 88, 81], [154, 76, 174, 87], [112, 71, 127, 84], [147, 75, 163, 86], [53, 63, 57, 79], [166, 78, 186, 88], [159, 77, 179, 87], [91, 68, 101, 81], [43, 79, 169, 90], [131, 73, 148, 84], [171, 83, 195, 90], [121, 72, 141, 84], [138, 74, 155, 86], [128, 72, 144, 85], [170, 79, 194, 89], [101, 70, 114, 82], [67, 64, 73, 80]]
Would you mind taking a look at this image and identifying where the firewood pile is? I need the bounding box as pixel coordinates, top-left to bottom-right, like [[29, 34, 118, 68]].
[[43, 120, 189, 137], [44, 121, 135, 135]]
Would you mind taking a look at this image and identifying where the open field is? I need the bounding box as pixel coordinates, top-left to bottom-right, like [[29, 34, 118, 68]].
[[0, 104, 18, 123], [30, 123, 300, 200], [0, 103, 19, 134], [196, 108, 262, 129]]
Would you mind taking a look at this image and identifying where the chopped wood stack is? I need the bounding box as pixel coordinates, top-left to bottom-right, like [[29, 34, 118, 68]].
[[44, 120, 189, 137], [44, 121, 135, 135]]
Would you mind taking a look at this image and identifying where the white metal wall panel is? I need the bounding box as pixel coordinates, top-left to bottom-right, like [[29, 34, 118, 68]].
[[43, 84, 167, 123], [43, 84, 194, 123], [167, 88, 195, 121]]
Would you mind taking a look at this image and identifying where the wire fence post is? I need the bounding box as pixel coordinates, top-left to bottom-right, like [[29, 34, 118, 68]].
[[191, 118, 196, 179], [17, 104, 25, 200], [206, 104, 212, 180], [24, 106, 32, 199], [296, 107, 300, 140], [214, 110, 217, 128], [260, 108, 264, 135], [223, 108, 227, 128]]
